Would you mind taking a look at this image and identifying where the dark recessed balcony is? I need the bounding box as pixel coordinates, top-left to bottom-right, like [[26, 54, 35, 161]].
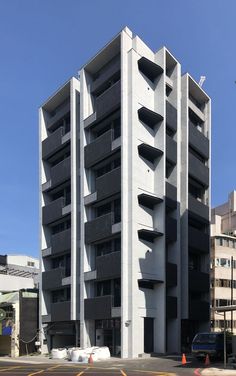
[[42, 127, 68, 160], [42, 197, 67, 225], [189, 121, 209, 160], [85, 212, 119, 244], [166, 262, 177, 287], [189, 270, 209, 293], [166, 135, 177, 165], [51, 301, 71, 322], [138, 143, 163, 163], [138, 106, 163, 129], [51, 156, 71, 188], [47, 102, 70, 131], [51, 228, 71, 256], [166, 216, 177, 243], [90, 57, 120, 94], [166, 296, 177, 319], [138, 57, 163, 82], [138, 192, 163, 209], [85, 129, 118, 169], [166, 101, 177, 133], [96, 80, 121, 120], [165, 182, 177, 210], [189, 300, 209, 321], [188, 226, 209, 253], [189, 153, 209, 187], [42, 267, 66, 290], [188, 194, 209, 222], [84, 295, 113, 320], [96, 251, 121, 280], [138, 228, 163, 243], [138, 278, 163, 289], [96, 167, 121, 201]]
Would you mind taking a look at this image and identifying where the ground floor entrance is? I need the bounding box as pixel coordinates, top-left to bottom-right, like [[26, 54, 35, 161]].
[[144, 317, 154, 353], [95, 319, 121, 356]]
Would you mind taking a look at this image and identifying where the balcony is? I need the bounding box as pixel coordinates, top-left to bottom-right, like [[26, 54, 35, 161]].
[[189, 300, 209, 321], [42, 197, 67, 225], [166, 135, 177, 165], [85, 130, 115, 168], [189, 121, 209, 160], [96, 251, 121, 280], [138, 143, 163, 163], [138, 106, 163, 129], [138, 57, 163, 82], [90, 57, 120, 94], [188, 226, 209, 253], [166, 101, 177, 133], [189, 270, 209, 293], [84, 295, 119, 320], [166, 263, 177, 287], [51, 156, 71, 188], [96, 167, 121, 201], [47, 102, 70, 131], [42, 127, 70, 160], [138, 227, 163, 243], [51, 301, 71, 322], [188, 99, 205, 123], [166, 296, 177, 319], [42, 267, 65, 290], [165, 182, 177, 210], [138, 192, 163, 210], [85, 212, 119, 244], [189, 153, 209, 187], [51, 228, 71, 256], [166, 216, 177, 243], [188, 194, 209, 222]]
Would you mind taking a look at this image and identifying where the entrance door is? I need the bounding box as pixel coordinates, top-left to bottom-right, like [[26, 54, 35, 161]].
[[144, 317, 154, 353]]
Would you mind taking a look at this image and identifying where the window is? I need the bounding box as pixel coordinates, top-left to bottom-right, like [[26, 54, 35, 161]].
[[51, 288, 71, 303], [27, 261, 35, 267]]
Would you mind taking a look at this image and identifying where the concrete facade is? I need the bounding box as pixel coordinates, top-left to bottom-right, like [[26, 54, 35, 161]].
[[40, 27, 211, 357], [211, 191, 236, 333]]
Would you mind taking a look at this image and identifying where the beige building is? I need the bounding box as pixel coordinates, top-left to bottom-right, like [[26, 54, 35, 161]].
[[211, 191, 236, 332]]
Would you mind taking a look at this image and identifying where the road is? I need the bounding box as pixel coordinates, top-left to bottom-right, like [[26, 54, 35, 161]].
[[0, 356, 211, 376]]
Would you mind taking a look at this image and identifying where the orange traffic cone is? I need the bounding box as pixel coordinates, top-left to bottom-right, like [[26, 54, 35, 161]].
[[88, 353, 93, 364], [205, 354, 210, 366], [182, 353, 187, 365]]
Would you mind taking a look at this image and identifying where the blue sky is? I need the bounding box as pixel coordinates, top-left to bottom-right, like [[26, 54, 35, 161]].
[[0, 0, 235, 257]]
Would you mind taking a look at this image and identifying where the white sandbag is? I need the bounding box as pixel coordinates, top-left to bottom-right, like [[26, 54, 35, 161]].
[[96, 346, 111, 360], [71, 348, 87, 362], [51, 348, 67, 359], [67, 347, 77, 360]]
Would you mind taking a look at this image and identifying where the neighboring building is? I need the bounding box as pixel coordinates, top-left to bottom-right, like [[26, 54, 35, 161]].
[[40, 27, 211, 357], [0, 254, 39, 292], [0, 289, 38, 357], [211, 191, 236, 333], [0, 255, 39, 356]]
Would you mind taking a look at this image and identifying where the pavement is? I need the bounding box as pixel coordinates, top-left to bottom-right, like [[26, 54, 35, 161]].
[[0, 354, 235, 375]]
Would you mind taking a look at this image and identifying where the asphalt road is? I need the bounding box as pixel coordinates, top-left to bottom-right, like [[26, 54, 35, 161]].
[[0, 356, 213, 376]]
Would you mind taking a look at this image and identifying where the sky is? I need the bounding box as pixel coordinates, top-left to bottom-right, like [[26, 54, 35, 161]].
[[0, 0, 235, 257]]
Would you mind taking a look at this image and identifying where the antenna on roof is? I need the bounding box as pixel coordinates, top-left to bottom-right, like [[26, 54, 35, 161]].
[[199, 76, 206, 87]]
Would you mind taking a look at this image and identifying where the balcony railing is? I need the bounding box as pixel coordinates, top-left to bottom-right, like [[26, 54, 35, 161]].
[[42, 197, 67, 225], [42, 267, 65, 290], [189, 153, 209, 187]]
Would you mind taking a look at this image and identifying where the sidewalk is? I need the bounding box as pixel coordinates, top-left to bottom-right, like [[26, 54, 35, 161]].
[[201, 368, 236, 376]]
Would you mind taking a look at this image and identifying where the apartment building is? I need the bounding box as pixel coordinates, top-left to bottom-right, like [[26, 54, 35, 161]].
[[211, 191, 236, 333], [40, 27, 211, 357]]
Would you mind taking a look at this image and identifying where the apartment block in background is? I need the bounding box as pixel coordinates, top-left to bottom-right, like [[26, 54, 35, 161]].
[[40, 27, 211, 357], [211, 191, 236, 333]]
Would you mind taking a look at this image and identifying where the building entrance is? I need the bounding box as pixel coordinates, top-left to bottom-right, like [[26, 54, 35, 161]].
[[95, 319, 121, 356]]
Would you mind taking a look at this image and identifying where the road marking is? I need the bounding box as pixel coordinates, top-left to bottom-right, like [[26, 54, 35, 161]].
[[27, 370, 45, 376], [76, 371, 85, 376], [194, 369, 202, 376], [0, 366, 22, 373], [46, 364, 62, 371], [120, 370, 127, 376]]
